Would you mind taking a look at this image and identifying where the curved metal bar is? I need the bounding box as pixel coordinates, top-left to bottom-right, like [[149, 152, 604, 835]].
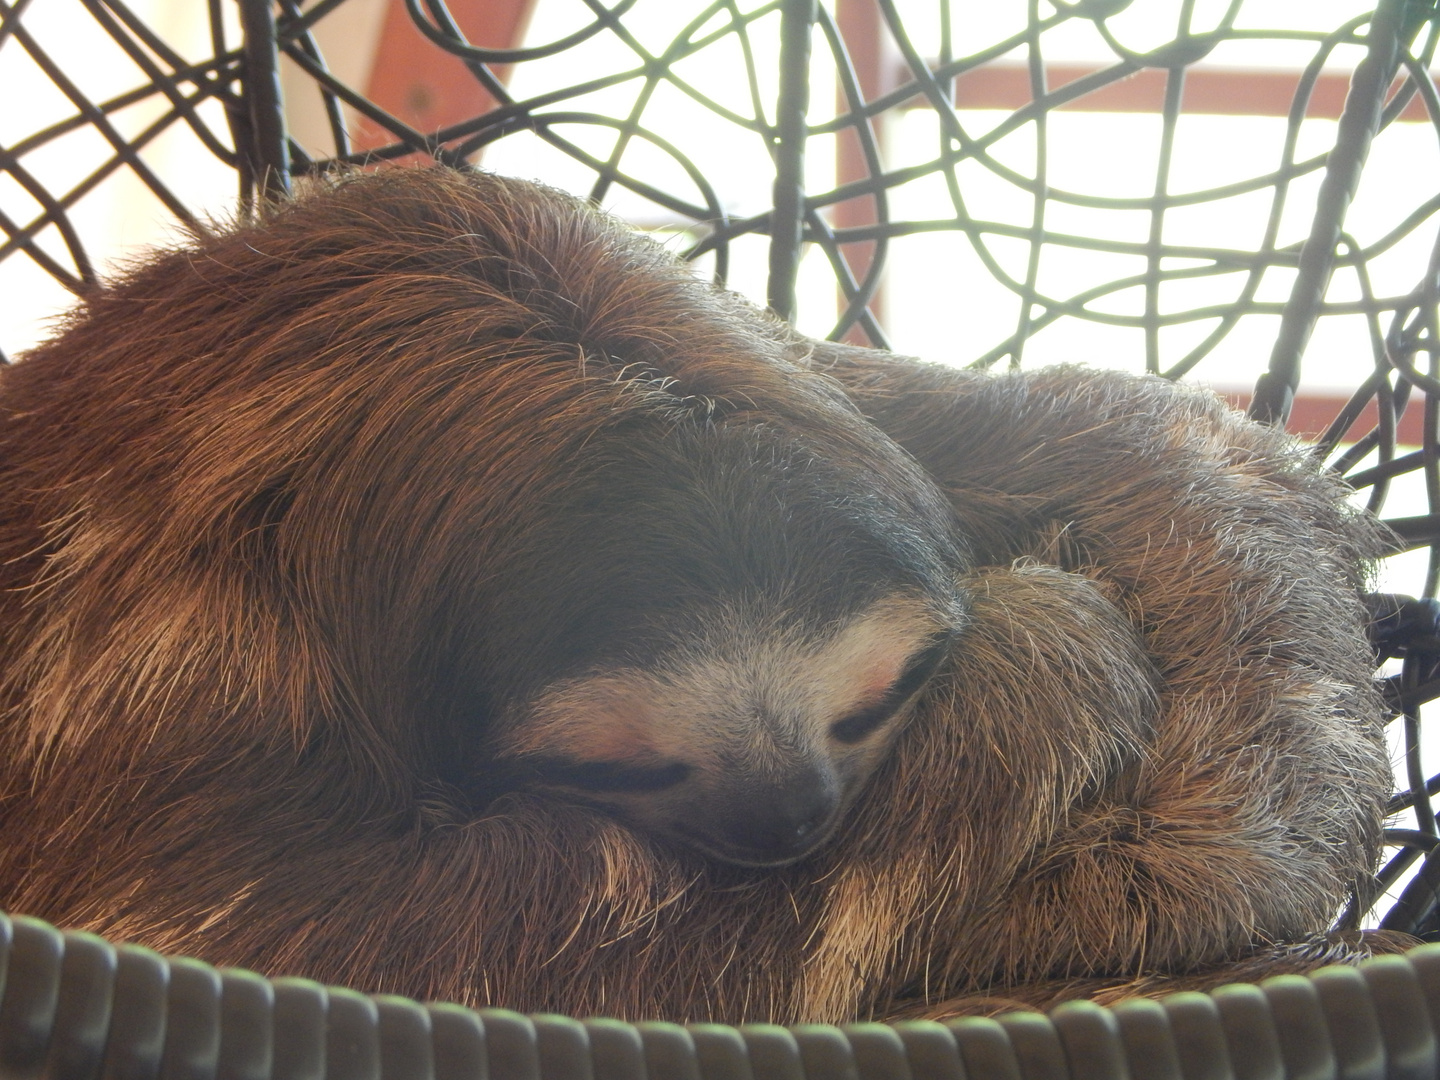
[[766, 0, 817, 321], [5, 14, 203, 228], [1251, 0, 1412, 425], [814, 4, 890, 344], [86, 1, 241, 168], [237, 0, 291, 198], [276, 0, 351, 160]]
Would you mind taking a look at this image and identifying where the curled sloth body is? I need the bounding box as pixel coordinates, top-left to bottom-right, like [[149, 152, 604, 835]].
[[0, 168, 1393, 1022]]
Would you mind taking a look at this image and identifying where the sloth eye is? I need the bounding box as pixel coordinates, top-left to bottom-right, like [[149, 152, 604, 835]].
[[829, 633, 952, 746], [889, 632, 953, 701], [538, 759, 692, 794], [830, 703, 893, 745]]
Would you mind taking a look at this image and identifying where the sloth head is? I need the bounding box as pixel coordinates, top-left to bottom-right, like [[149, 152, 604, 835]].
[[0, 166, 964, 869], [465, 410, 965, 867], [492, 596, 954, 866], [270, 171, 968, 867]]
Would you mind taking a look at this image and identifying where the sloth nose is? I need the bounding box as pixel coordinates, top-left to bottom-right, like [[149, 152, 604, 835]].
[[716, 772, 840, 865]]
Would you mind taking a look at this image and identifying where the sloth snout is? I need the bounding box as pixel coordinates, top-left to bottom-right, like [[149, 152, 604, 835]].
[[706, 769, 841, 866]]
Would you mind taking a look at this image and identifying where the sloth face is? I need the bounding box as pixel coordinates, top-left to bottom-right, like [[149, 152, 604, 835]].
[[488, 595, 954, 867], [448, 372, 965, 867]]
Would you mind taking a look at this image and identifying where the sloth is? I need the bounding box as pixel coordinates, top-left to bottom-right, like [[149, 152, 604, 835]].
[[0, 166, 1396, 1022], [0, 167, 965, 872]]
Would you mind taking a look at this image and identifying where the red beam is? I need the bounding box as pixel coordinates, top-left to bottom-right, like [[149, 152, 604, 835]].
[[357, 0, 537, 154], [1220, 391, 1426, 445], [934, 62, 1432, 121], [834, 0, 894, 343]]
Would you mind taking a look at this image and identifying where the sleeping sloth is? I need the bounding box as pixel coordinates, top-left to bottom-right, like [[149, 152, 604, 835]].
[[0, 167, 1395, 1021], [0, 168, 965, 871]]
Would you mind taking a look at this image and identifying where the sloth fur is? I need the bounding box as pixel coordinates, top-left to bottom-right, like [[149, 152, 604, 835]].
[[0, 167, 967, 874], [0, 167, 1396, 1022]]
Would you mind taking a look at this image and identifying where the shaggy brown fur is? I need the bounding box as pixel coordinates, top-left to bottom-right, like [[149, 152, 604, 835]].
[[0, 166, 967, 874], [798, 348, 1398, 1016], [0, 166, 1395, 1022]]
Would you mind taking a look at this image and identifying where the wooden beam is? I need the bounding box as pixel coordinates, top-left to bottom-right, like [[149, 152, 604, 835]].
[[357, 0, 537, 153], [1220, 389, 1426, 445], [929, 61, 1432, 120], [834, 0, 895, 343]]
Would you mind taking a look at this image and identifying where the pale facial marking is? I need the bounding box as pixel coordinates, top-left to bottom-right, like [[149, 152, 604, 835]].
[[491, 592, 955, 865], [500, 594, 943, 762]]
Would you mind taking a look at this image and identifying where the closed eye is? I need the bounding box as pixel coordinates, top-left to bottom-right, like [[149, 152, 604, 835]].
[[829, 702, 893, 745], [829, 632, 953, 745], [532, 758, 692, 794], [889, 631, 953, 702]]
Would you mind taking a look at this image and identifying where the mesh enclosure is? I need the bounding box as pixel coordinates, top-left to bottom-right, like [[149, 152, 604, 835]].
[[4, 0, 1440, 952]]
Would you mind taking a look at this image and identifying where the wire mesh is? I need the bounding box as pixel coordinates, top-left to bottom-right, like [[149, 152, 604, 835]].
[[5, 0, 1440, 944]]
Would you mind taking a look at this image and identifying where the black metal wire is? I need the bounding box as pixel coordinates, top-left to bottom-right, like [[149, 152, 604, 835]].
[[1252, 0, 1412, 426], [766, 0, 816, 321], [238, 0, 291, 199]]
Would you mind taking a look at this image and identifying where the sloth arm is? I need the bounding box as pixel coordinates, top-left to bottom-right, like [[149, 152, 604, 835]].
[[802, 339, 1378, 572], [800, 339, 1392, 1013]]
